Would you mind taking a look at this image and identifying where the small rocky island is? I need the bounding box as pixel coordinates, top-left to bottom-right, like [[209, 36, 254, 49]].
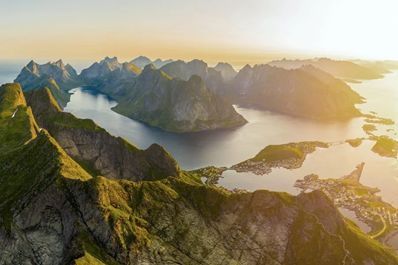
[[231, 141, 329, 175], [295, 163, 398, 240], [192, 141, 330, 184], [371, 135, 398, 158]]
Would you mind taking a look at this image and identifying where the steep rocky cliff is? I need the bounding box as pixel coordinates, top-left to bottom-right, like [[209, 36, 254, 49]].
[[112, 65, 247, 132], [25, 87, 179, 181], [1, 83, 398, 265]]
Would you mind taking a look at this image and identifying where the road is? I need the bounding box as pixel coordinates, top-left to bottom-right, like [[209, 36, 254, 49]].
[[370, 214, 387, 239]]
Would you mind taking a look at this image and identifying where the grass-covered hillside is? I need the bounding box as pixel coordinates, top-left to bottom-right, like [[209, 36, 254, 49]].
[[25, 87, 180, 181], [0, 83, 39, 153]]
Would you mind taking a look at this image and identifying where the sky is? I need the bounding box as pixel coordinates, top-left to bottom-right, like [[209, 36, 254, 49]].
[[1, 0, 398, 66]]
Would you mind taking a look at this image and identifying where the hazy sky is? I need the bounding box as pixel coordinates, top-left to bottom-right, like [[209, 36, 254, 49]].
[[1, 0, 397, 65]]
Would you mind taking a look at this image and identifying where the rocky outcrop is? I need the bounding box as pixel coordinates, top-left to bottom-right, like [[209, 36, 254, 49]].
[[25, 87, 180, 181], [130, 56, 174, 69], [1, 84, 397, 264], [230, 64, 363, 120], [15, 60, 80, 91], [130, 56, 153, 69], [160, 59, 225, 92], [213, 62, 237, 81], [112, 65, 247, 132]]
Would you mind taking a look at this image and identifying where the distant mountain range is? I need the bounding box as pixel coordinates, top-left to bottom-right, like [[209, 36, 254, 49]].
[[269, 58, 388, 82], [13, 55, 394, 132], [1, 83, 397, 264], [131, 55, 173, 69]]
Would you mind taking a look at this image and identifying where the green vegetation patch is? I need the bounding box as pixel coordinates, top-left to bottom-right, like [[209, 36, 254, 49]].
[[253, 144, 305, 162], [0, 132, 92, 228], [0, 83, 38, 153], [371, 136, 398, 158], [346, 138, 363, 148], [74, 232, 121, 265]]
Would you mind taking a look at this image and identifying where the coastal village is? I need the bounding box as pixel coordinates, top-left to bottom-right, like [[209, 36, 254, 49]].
[[295, 162, 398, 240], [193, 137, 398, 247]]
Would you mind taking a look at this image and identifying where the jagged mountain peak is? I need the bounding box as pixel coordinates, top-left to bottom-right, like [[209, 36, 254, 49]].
[[15, 59, 80, 92], [130, 55, 152, 68], [26, 59, 38, 68], [215, 61, 234, 68], [101, 56, 119, 64], [214, 62, 237, 81], [133, 55, 151, 61], [53, 59, 65, 68]]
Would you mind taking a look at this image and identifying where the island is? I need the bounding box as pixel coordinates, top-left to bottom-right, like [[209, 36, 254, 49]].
[[346, 138, 364, 147], [371, 135, 398, 158], [231, 141, 329, 175], [363, 124, 377, 135]]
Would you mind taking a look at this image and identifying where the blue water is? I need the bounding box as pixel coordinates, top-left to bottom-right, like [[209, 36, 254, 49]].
[[64, 87, 366, 170], [0, 61, 24, 84]]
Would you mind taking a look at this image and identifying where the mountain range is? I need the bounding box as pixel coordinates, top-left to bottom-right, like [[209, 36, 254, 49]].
[[269, 58, 388, 81], [13, 56, 379, 132], [131, 56, 173, 69], [0, 82, 397, 264]]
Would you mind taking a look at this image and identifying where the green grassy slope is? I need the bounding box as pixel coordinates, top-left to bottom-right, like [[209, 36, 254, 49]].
[[0, 83, 39, 153]]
